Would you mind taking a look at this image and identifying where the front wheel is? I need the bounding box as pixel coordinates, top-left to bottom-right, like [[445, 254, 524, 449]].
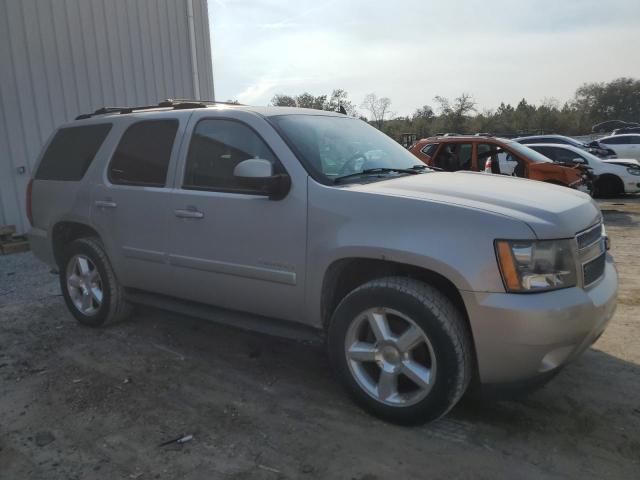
[[594, 175, 624, 198], [328, 277, 473, 425]]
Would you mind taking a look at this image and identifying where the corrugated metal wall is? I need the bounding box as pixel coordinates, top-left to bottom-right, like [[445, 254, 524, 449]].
[[0, 0, 214, 233]]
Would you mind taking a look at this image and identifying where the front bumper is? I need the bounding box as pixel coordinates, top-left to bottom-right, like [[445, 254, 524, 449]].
[[461, 255, 618, 384], [624, 180, 640, 194]]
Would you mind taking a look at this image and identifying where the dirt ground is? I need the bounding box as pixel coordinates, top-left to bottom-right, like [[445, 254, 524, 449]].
[[1, 197, 639, 480]]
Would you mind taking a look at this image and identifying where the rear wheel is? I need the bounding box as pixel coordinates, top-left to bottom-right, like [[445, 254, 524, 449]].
[[328, 277, 473, 425], [60, 237, 131, 327]]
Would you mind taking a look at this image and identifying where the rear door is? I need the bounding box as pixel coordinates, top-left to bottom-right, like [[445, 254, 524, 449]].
[[432, 142, 473, 171], [91, 114, 186, 294], [166, 111, 308, 322], [601, 136, 632, 157], [627, 135, 640, 159]]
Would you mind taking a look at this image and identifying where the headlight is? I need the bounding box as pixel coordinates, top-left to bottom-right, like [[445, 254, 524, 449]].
[[627, 167, 640, 176], [495, 239, 577, 292]]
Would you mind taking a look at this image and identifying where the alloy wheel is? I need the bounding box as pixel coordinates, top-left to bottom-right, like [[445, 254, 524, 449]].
[[344, 307, 437, 407], [66, 254, 103, 316]]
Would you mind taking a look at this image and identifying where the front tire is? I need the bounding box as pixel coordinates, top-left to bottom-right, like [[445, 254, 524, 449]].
[[595, 175, 624, 198], [328, 277, 473, 425], [59, 237, 131, 327]]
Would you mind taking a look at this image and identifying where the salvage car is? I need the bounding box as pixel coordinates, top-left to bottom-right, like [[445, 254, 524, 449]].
[[513, 134, 616, 159], [594, 134, 640, 160], [526, 143, 640, 197], [28, 102, 617, 425], [410, 135, 590, 192]]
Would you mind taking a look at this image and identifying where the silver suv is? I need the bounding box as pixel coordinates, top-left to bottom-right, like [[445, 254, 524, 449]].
[[28, 101, 618, 424]]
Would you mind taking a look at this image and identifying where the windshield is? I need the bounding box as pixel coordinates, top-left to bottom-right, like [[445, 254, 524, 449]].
[[504, 141, 553, 163], [270, 115, 426, 183]]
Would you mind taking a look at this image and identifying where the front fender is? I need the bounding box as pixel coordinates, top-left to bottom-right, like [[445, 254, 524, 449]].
[[304, 180, 535, 328]]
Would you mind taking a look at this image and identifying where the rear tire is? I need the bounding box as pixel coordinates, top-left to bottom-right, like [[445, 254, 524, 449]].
[[59, 237, 132, 327], [328, 277, 473, 425]]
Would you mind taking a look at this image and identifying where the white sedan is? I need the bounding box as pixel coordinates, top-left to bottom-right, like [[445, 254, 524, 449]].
[[526, 143, 640, 196], [595, 134, 640, 160]]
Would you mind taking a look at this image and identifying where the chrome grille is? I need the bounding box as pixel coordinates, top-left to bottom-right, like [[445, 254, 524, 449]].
[[576, 222, 602, 249], [583, 254, 606, 286], [576, 221, 606, 287]]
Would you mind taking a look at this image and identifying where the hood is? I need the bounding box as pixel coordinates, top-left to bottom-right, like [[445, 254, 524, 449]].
[[350, 171, 600, 239], [601, 158, 640, 167]]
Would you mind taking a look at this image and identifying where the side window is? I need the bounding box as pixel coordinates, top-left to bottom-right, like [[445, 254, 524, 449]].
[[532, 146, 557, 161], [630, 135, 640, 144], [433, 143, 472, 172], [420, 143, 439, 157], [36, 124, 111, 181], [497, 151, 520, 176], [183, 119, 279, 193], [477, 143, 500, 173], [554, 148, 585, 164], [108, 120, 178, 187], [601, 136, 628, 145]]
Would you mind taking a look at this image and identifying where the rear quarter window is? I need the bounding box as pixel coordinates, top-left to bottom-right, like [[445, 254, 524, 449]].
[[35, 124, 112, 181], [601, 136, 628, 145]]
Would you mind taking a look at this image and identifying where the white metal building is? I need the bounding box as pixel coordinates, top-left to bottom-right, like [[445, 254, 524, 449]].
[[0, 0, 215, 233]]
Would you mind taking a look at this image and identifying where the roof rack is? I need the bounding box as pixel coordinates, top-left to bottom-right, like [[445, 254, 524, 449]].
[[75, 99, 241, 120]]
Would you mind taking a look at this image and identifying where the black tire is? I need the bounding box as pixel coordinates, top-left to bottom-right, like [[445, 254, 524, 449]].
[[328, 277, 473, 425], [59, 237, 132, 327], [595, 175, 623, 198]]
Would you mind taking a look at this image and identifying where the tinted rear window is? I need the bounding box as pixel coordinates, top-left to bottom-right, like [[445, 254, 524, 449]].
[[108, 120, 178, 187], [601, 136, 628, 145], [36, 124, 112, 181]]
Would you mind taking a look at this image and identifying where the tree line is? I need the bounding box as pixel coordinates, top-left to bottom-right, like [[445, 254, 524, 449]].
[[268, 77, 640, 141]]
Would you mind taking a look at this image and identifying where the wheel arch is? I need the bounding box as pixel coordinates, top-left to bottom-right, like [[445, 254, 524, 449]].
[[320, 257, 477, 356], [597, 173, 624, 193], [51, 221, 102, 267]]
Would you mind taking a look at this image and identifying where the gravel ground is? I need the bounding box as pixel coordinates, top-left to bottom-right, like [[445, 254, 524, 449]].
[[0, 197, 639, 479]]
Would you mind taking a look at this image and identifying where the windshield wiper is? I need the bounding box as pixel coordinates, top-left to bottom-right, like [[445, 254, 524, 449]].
[[334, 167, 420, 183]]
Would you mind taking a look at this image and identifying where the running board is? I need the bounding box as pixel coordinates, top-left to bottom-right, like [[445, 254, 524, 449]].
[[124, 289, 323, 345]]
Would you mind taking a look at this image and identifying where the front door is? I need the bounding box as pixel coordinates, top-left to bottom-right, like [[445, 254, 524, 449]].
[[167, 114, 307, 323]]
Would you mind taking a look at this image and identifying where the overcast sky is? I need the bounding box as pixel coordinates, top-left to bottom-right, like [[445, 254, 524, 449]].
[[208, 0, 640, 116]]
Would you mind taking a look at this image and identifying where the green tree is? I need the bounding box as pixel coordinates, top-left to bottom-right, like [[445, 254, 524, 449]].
[[270, 94, 296, 107], [295, 92, 327, 110], [573, 77, 640, 123]]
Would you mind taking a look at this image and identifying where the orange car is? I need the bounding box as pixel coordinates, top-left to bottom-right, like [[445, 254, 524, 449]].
[[409, 135, 590, 192]]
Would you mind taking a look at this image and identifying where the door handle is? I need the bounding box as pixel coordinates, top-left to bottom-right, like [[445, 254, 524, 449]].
[[95, 200, 117, 209], [175, 208, 204, 219]]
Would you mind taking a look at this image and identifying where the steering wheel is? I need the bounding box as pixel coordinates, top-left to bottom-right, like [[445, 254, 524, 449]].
[[339, 153, 369, 175]]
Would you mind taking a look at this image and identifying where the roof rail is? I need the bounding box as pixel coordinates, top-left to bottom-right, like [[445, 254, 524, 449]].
[[75, 99, 241, 120]]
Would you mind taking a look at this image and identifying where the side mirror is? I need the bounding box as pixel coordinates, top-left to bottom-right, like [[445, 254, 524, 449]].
[[572, 157, 586, 164], [233, 158, 273, 178], [233, 158, 291, 200]]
